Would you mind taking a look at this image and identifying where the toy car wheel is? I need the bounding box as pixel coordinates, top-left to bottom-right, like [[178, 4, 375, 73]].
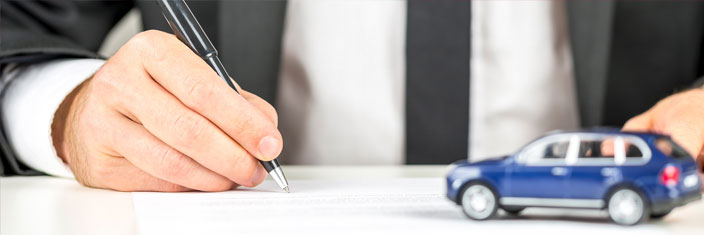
[[607, 188, 649, 225], [460, 183, 498, 220], [650, 209, 672, 219]]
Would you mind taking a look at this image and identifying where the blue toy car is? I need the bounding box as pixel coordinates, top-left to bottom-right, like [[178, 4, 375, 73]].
[[446, 129, 701, 225]]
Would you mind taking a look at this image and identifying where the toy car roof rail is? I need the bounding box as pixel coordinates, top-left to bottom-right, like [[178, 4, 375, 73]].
[[546, 127, 669, 137]]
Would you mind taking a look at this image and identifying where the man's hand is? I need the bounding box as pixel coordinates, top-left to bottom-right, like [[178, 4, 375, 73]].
[[51, 30, 282, 192], [622, 88, 704, 165]]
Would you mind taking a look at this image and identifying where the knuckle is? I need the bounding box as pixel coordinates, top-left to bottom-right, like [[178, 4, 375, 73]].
[[130, 30, 165, 47], [91, 64, 122, 94], [244, 92, 279, 126], [264, 104, 279, 126], [82, 157, 116, 189], [126, 31, 154, 51], [227, 154, 257, 186], [171, 113, 206, 145], [90, 158, 114, 179], [185, 78, 215, 108], [155, 146, 190, 178], [249, 98, 279, 126], [233, 113, 256, 135], [90, 65, 139, 110], [127, 30, 171, 61]]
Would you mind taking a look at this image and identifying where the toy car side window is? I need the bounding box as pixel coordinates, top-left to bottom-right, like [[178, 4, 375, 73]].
[[573, 134, 650, 166], [655, 137, 689, 159], [517, 134, 577, 165], [574, 135, 617, 165], [624, 140, 643, 158], [544, 142, 570, 159]]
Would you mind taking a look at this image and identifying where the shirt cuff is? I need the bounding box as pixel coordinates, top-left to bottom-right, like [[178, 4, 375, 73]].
[[1, 59, 105, 178]]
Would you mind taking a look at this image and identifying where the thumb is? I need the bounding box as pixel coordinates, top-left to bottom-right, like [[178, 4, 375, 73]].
[[622, 112, 653, 132]]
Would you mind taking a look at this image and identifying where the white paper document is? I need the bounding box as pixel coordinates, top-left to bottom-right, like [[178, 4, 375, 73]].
[[133, 178, 674, 235]]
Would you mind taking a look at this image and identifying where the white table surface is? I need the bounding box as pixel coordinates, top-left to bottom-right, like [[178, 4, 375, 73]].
[[2, 165, 702, 235]]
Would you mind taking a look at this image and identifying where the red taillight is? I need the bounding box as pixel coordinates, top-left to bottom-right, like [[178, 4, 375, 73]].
[[659, 165, 680, 186]]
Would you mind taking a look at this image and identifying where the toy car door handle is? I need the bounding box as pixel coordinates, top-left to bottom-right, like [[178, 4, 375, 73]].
[[551, 167, 568, 176], [601, 167, 618, 177]]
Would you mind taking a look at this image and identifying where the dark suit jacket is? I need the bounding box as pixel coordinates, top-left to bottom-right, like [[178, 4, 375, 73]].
[[1, 0, 703, 175]]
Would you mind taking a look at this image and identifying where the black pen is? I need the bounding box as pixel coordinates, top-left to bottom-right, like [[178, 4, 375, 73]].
[[156, 0, 289, 193]]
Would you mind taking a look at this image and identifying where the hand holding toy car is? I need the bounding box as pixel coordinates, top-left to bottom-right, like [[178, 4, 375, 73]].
[[622, 89, 704, 171]]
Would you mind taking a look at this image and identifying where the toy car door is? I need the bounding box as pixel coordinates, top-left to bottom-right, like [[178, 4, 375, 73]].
[[566, 135, 649, 202], [507, 134, 579, 199], [565, 134, 620, 202]]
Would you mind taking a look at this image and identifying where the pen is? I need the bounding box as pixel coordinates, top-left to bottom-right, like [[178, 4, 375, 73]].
[[156, 0, 290, 193]]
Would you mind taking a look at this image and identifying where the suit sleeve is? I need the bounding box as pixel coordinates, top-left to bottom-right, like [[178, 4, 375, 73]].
[[0, 0, 134, 175]]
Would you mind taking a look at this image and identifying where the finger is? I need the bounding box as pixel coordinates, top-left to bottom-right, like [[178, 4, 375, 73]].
[[87, 155, 192, 192], [622, 112, 654, 132], [108, 115, 236, 191], [601, 138, 616, 156], [663, 117, 704, 159], [119, 72, 265, 187], [241, 90, 278, 126], [131, 30, 282, 161]]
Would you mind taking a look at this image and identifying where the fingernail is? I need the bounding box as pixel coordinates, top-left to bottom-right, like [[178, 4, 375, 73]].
[[258, 135, 281, 160]]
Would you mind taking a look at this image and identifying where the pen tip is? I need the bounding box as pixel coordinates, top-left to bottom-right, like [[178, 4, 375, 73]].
[[284, 186, 290, 193]]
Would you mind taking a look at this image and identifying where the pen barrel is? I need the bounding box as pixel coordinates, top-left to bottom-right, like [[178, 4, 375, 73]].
[[157, 0, 238, 93], [157, 0, 217, 66], [205, 56, 237, 92], [262, 159, 289, 189], [260, 159, 281, 173]]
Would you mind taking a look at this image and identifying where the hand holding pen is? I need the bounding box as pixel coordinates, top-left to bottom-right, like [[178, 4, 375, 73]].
[[157, 0, 289, 192], [51, 22, 284, 192]]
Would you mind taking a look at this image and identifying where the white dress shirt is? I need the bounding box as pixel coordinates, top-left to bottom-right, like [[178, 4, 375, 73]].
[[276, 0, 407, 165], [278, 0, 578, 163], [1, 0, 579, 175], [1, 59, 105, 177], [470, 0, 579, 160]]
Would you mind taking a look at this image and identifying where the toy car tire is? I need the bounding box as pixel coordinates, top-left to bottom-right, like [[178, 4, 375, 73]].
[[502, 206, 525, 215], [460, 183, 498, 220], [607, 188, 650, 226], [650, 209, 672, 219]]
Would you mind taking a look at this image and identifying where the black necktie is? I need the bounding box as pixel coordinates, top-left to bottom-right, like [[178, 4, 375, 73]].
[[406, 0, 471, 164]]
